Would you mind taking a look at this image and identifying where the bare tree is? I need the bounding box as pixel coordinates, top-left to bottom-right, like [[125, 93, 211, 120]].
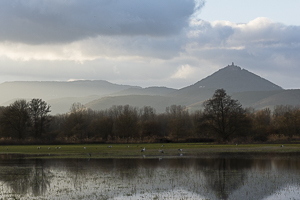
[[0, 99, 31, 139], [69, 102, 86, 113], [166, 105, 192, 141], [29, 99, 51, 139], [89, 117, 113, 141], [114, 105, 139, 143], [272, 105, 300, 139], [201, 89, 250, 142], [251, 108, 272, 141], [64, 103, 88, 140]]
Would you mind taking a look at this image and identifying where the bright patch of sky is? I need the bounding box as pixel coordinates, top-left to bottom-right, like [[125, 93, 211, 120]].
[[200, 0, 300, 26]]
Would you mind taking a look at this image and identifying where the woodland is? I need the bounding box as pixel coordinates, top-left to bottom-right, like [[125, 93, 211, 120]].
[[0, 89, 299, 145]]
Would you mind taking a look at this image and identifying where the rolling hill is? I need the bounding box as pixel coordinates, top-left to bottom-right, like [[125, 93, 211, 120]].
[[0, 80, 139, 104], [0, 63, 298, 114], [172, 63, 282, 97], [111, 86, 177, 96], [84, 64, 295, 113]]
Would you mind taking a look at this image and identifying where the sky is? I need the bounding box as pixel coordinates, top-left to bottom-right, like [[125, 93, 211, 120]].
[[0, 0, 299, 89]]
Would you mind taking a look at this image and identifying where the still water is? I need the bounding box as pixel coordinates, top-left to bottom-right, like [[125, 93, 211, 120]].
[[0, 155, 299, 200]]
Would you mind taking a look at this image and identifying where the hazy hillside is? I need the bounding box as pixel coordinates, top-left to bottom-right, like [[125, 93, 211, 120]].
[[1, 64, 299, 114], [231, 90, 283, 108], [168, 63, 284, 108], [182, 89, 300, 112], [251, 89, 300, 110], [194, 63, 282, 92], [172, 63, 282, 98], [85, 64, 297, 113], [47, 95, 102, 114], [85, 95, 174, 113], [186, 90, 283, 112], [111, 87, 177, 96], [0, 80, 138, 104]]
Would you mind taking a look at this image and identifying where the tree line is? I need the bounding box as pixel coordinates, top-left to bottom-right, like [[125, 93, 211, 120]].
[[0, 89, 299, 144]]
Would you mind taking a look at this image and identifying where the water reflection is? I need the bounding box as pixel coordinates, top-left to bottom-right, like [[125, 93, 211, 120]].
[[0, 158, 52, 198], [0, 155, 299, 199]]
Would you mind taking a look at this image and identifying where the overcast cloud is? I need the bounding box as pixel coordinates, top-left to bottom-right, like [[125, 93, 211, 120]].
[[0, 0, 299, 89], [0, 0, 197, 44]]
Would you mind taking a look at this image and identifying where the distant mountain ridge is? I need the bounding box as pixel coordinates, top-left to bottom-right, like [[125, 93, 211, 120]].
[[0, 63, 298, 114], [85, 63, 294, 113], [179, 63, 282, 94], [0, 80, 139, 103], [111, 87, 177, 96]]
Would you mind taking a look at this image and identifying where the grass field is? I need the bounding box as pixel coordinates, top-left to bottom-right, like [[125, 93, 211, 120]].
[[1, 143, 300, 159]]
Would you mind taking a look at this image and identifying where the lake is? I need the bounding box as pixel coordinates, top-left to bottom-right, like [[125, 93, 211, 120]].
[[0, 154, 299, 199]]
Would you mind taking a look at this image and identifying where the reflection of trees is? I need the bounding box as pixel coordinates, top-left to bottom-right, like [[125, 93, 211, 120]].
[[197, 154, 300, 200], [202, 158, 251, 200], [0, 159, 52, 196], [67, 159, 89, 189], [31, 159, 52, 196], [0, 155, 300, 199]]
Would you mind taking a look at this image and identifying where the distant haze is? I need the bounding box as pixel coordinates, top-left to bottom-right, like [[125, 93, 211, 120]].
[[1, 64, 299, 114]]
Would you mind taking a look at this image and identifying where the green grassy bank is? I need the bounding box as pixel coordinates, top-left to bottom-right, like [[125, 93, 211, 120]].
[[1, 143, 300, 159]]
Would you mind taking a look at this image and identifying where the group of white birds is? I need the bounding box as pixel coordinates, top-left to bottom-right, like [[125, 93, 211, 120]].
[[42, 147, 61, 150], [34, 145, 185, 158], [34, 144, 287, 159], [141, 146, 183, 156]]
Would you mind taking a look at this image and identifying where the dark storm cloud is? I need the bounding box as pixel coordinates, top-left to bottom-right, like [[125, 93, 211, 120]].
[[0, 0, 200, 44]]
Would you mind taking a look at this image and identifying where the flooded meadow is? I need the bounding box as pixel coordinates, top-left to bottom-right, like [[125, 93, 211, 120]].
[[0, 155, 300, 200]]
